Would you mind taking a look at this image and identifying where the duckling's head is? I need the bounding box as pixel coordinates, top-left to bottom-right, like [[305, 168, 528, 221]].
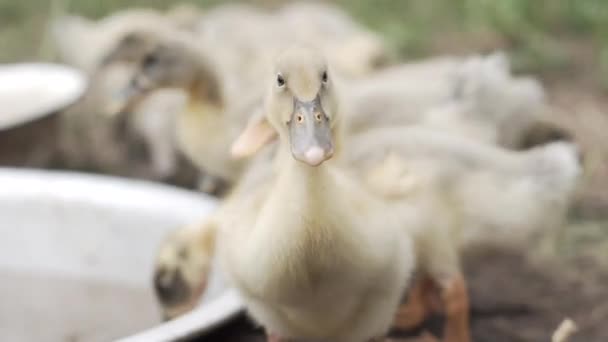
[[111, 37, 221, 114], [99, 31, 160, 67], [232, 46, 339, 166], [137, 42, 217, 94], [153, 224, 214, 321]]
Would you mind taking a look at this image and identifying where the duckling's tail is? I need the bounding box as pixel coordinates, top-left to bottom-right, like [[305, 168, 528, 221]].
[[459, 141, 581, 249]]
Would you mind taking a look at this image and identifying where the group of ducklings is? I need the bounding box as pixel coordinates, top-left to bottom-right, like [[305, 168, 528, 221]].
[[53, 3, 582, 342]]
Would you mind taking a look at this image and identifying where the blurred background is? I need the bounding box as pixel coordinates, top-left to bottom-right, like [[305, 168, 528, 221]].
[[0, 1, 607, 341]]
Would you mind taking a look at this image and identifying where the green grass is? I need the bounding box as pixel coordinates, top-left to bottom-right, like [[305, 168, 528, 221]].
[[0, 0, 606, 84]]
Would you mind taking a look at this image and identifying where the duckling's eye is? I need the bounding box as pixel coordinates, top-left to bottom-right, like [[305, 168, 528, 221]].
[[277, 74, 285, 88], [321, 70, 328, 84], [143, 54, 159, 69]]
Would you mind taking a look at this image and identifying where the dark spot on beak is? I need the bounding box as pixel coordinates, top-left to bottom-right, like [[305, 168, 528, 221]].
[[153, 266, 190, 308]]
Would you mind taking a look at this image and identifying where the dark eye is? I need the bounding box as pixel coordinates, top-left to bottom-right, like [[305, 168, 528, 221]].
[[143, 54, 159, 69], [321, 70, 328, 84], [277, 74, 285, 87]]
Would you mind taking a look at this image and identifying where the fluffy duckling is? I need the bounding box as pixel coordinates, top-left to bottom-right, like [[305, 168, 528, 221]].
[[53, 11, 199, 181], [342, 56, 465, 135], [153, 221, 216, 320], [220, 46, 417, 342], [343, 51, 558, 150], [347, 127, 581, 249], [110, 32, 254, 189], [96, 30, 193, 180]]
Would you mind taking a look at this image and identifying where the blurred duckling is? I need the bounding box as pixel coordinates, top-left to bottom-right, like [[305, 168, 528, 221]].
[[153, 221, 216, 320], [110, 32, 256, 191], [53, 10, 203, 183], [344, 51, 564, 150]]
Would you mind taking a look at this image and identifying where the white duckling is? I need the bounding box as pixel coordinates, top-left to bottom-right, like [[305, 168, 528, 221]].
[[218, 46, 418, 341]]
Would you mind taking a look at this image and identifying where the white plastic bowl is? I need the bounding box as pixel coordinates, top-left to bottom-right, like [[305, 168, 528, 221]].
[[0, 63, 87, 130], [0, 168, 243, 342]]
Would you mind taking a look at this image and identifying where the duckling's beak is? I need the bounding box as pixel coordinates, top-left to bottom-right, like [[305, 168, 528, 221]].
[[153, 266, 191, 316], [289, 95, 334, 166], [105, 76, 148, 116]]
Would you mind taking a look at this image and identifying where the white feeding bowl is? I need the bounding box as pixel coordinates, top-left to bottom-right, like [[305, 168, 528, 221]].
[[0, 63, 87, 130], [0, 169, 243, 342]]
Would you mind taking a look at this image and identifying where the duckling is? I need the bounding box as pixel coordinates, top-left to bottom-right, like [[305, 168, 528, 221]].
[[219, 46, 417, 342], [443, 52, 547, 149], [53, 11, 200, 182], [341, 56, 465, 135], [343, 51, 554, 150], [153, 221, 216, 320], [346, 127, 581, 249], [110, 32, 254, 189]]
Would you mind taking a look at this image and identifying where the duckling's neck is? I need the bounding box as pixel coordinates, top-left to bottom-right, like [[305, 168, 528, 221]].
[[274, 137, 340, 207], [176, 89, 243, 180]]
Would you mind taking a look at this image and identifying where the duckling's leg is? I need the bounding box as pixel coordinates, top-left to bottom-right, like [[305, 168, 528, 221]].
[[436, 274, 470, 342], [395, 274, 470, 342], [392, 276, 436, 330], [416, 224, 471, 342]]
